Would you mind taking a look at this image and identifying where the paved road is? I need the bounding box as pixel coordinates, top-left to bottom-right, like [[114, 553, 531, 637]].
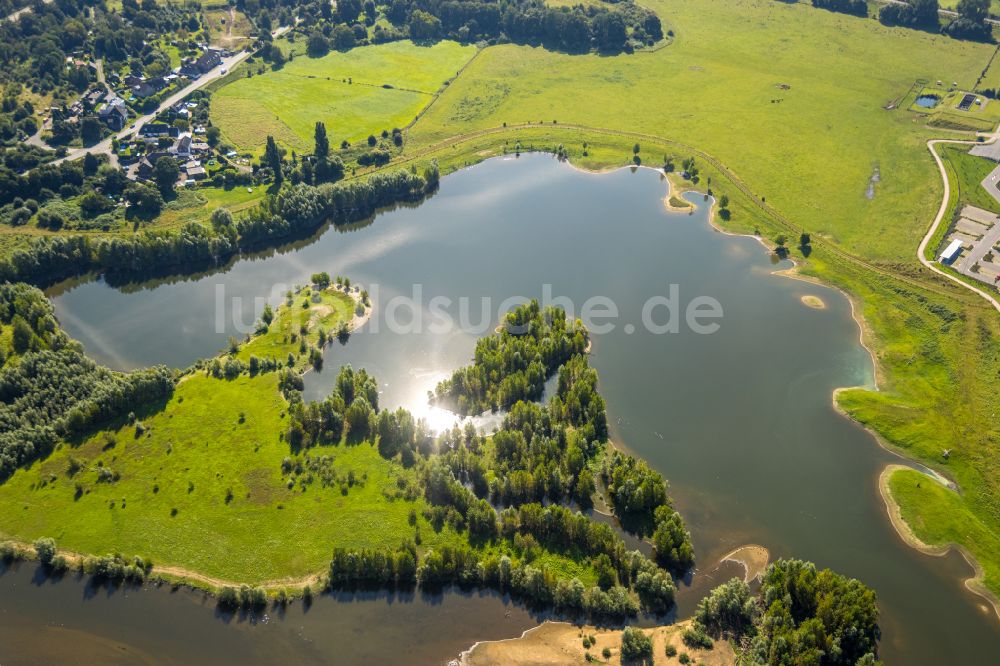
[[979, 163, 1000, 207], [920, 135, 1000, 313]]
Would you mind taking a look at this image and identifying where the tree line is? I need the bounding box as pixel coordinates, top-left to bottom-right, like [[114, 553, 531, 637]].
[[0, 164, 440, 288], [292, 0, 664, 57]]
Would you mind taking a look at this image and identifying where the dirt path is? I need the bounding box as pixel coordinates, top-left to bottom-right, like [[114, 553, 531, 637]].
[[1, 538, 328, 591]]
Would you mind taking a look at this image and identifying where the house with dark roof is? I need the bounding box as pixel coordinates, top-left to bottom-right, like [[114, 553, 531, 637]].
[[172, 133, 192, 158], [139, 123, 179, 138], [132, 77, 166, 99], [98, 97, 129, 131], [196, 49, 222, 74]]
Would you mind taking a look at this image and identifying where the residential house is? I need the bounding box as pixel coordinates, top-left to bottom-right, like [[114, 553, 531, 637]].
[[196, 49, 222, 74], [98, 97, 129, 131], [132, 77, 166, 99], [172, 133, 192, 158], [139, 123, 179, 139]]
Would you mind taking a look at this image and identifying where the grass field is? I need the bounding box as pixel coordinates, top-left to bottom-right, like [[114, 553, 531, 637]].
[[939, 143, 1000, 214], [0, 370, 454, 582], [235, 285, 357, 368], [204, 6, 254, 51], [888, 468, 1000, 603], [211, 40, 477, 154], [154, 186, 265, 231], [408, 0, 996, 263]]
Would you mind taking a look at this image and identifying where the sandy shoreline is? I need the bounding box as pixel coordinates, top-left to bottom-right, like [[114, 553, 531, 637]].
[[878, 464, 1000, 622], [720, 544, 770, 583], [456, 619, 734, 666]]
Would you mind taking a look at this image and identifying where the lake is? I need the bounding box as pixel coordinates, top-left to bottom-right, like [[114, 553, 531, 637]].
[[16, 154, 1000, 663]]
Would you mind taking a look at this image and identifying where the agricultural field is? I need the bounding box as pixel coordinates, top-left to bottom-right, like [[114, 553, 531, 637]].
[[211, 40, 477, 154]]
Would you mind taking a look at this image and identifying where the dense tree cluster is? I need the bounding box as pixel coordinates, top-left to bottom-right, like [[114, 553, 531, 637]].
[[432, 300, 589, 415], [878, 0, 941, 29], [0, 283, 175, 480], [751, 559, 881, 665], [0, 153, 129, 228], [327, 540, 657, 618], [601, 450, 694, 574], [286, 364, 380, 447], [943, 0, 993, 40], [0, 165, 439, 287], [692, 577, 760, 641], [810, 0, 867, 18], [690, 565, 881, 664], [82, 552, 152, 583]]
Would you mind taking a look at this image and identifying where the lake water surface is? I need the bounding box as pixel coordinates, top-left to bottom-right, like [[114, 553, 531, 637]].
[[11, 155, 998, 663]]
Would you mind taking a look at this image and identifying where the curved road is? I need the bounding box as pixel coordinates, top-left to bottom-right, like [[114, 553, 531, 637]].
[[921, 136, 1000, 313]]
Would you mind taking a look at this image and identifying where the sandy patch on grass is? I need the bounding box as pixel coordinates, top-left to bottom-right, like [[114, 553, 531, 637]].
[[458, 620, 734, 666]]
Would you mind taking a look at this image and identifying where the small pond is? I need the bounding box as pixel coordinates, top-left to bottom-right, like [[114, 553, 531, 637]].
[[915, 94, 940, 109]]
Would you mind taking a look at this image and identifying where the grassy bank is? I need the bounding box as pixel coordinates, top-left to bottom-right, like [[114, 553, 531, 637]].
[[885, 467, 1000, 614]]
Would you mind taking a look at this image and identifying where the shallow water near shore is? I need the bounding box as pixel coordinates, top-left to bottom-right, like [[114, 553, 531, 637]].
[[28, 154, 1000, 663]]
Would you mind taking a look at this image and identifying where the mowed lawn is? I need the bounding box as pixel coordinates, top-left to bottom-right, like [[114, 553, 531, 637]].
[[212, 40, 477, 154], [409, 0, 997, 263]]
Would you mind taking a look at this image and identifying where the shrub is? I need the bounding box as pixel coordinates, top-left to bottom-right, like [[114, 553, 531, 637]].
[[682, 625, 713, 649], [620, 626, 653, 660], [34, 537, 56, 565]]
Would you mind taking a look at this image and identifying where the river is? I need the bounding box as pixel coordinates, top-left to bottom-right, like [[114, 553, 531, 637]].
[[5, 154, 996, 663]]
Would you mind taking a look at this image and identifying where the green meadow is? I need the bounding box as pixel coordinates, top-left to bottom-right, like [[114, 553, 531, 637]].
[[889, 468, 1000, 603], [211, 40, 477, 154], [409, 0, 995, 263], [0, 370, 455, 582]]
